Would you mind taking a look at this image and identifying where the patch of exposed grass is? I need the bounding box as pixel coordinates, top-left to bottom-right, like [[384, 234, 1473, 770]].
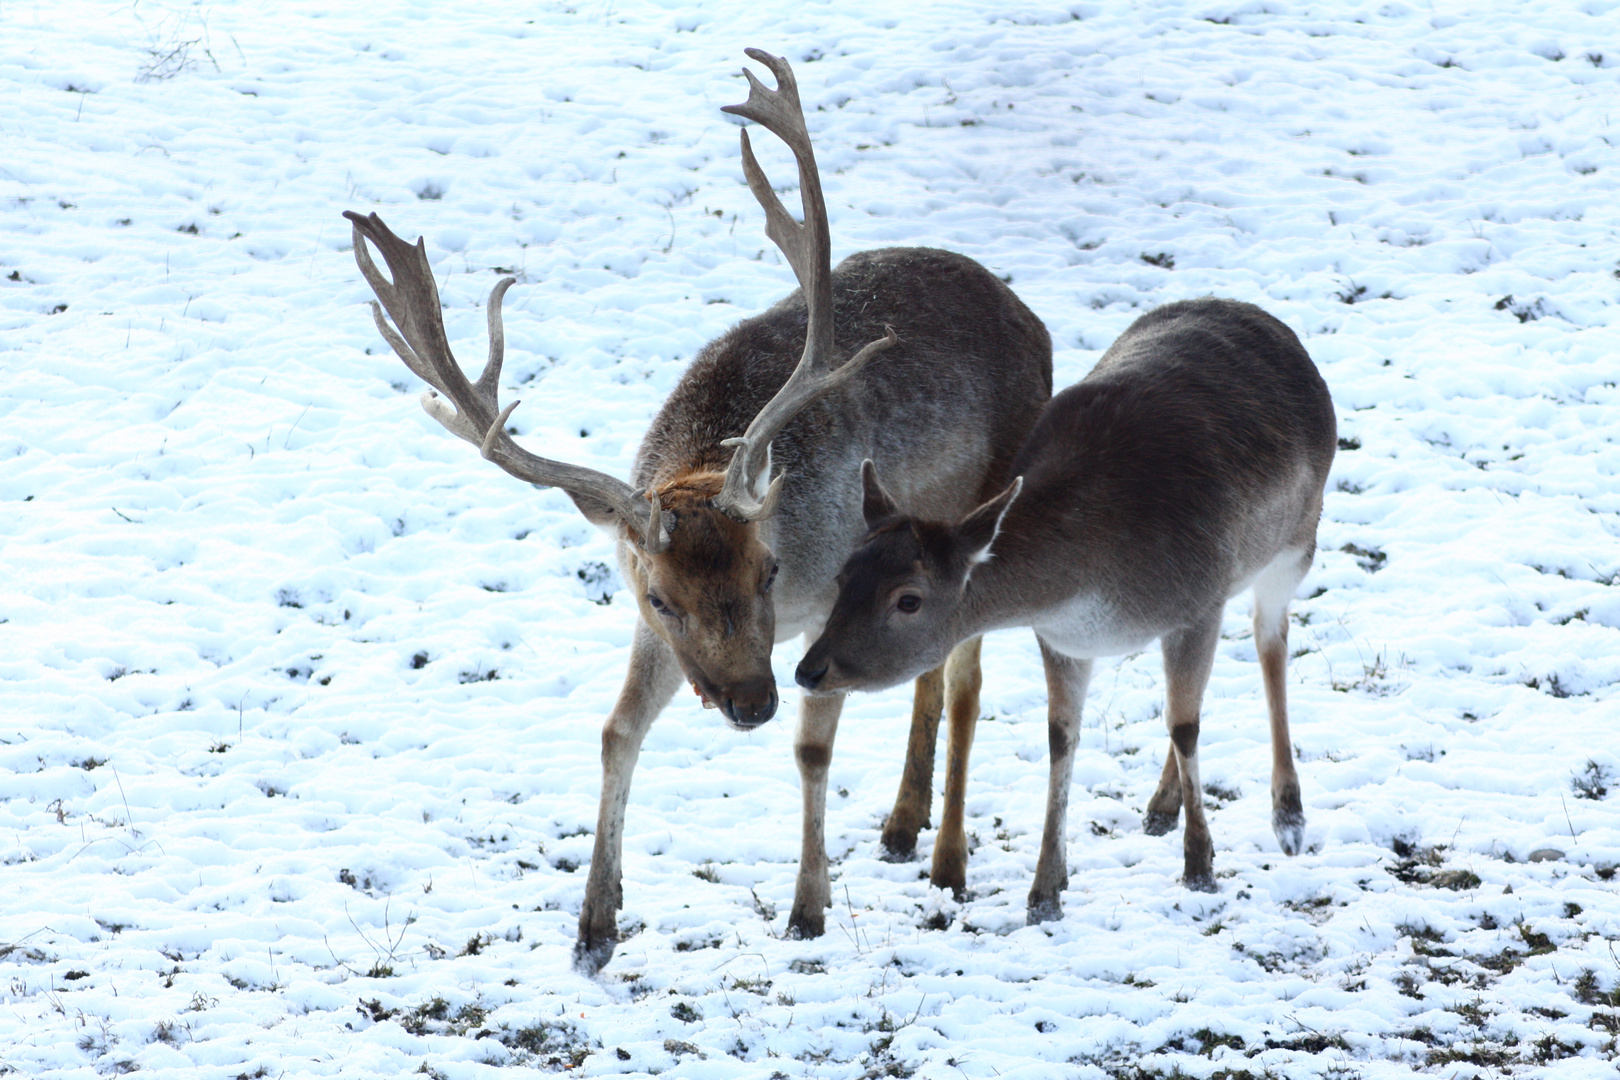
[[1572, 760, 1611, 800]]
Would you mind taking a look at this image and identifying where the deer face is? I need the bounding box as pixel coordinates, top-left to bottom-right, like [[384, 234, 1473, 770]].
[[796, 462, 1022, 696], [623, 477, 781, 730], [795, 517, 961, 695]]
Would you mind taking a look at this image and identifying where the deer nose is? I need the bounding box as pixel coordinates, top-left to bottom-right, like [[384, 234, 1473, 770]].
[[795, 659, 827, 691], [724, 676, 778, 729]]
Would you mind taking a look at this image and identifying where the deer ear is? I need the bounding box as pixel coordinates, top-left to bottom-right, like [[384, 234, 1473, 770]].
[[566, 490, 625, 531], [567, 491, 673, 552], [749, 443, 774, 501], [861, 459, 899, 527], [957, 477, 1023, 567]]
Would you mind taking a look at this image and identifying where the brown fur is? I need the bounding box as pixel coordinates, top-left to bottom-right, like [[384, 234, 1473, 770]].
[[623, 472, 777, 715]]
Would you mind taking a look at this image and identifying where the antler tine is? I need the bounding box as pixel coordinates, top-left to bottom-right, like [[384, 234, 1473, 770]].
[[713, 49, 898, 522], [345, 210, 671, 552], [477, 276, 515, 403], [720, 49, 831, 360]]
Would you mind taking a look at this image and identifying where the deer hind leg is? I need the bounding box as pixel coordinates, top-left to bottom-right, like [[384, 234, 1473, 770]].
[[930, 636, 983, 899], [1159, 613, 1223, 893], [1142, 749, 1183, 836], [787, 690, 845, 939], [880, 664, 945, 861], [1253, 549, 1311, 856], [574, 618, 683, 974], [1028, 638, 1092, 924]]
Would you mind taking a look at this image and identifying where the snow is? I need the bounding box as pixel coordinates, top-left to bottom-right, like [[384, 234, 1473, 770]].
[[2, 0, 1618, 1076]]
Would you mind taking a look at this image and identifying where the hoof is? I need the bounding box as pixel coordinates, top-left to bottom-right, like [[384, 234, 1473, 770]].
[[1273, 809, 1306, 857], [929, 870, 968, 902], [571, 934, 615, 975], [1026, 894, 1063, 924], [1182, 871, 1218, 894], [1142, 809, 1179, 836], [787, 907, 826, 940], [878, 834, 919, 864], [880, 811, 924, 862]]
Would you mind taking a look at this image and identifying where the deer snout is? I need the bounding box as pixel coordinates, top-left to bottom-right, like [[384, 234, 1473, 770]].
[[723, 674, 779, 730], [794, 657, 828, 691]]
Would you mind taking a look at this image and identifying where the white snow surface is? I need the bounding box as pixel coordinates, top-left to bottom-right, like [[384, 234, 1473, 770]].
[[3, 1, 1619, 1077]]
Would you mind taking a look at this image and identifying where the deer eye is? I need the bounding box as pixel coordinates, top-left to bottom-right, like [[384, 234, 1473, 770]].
[[647, 594, 669, 613], [896, 594, 922, 614], [763, 561, 780, 594]]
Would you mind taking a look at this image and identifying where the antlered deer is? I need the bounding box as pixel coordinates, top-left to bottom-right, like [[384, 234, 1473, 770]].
[[345, 49, 1051, 972], [797, 298, 1335, 919]]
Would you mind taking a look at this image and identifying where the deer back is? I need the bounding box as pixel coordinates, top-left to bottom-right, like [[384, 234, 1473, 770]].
[[636, 245, 1052, 634], [986, 298, 1335, 634]]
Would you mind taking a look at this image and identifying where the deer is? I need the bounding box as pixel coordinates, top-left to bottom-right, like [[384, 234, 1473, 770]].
[[344, 49, 1052, 973], [796, 298, 1336, 921]]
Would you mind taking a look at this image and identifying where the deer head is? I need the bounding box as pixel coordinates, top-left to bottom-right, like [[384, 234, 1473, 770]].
[[797, 460, 1021, 695], [346, 49, 893, 730]]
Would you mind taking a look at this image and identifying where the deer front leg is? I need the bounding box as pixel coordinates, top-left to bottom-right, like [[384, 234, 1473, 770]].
[[879, 664, 945, 861], [788, 690, 845, 938], [573, 619, 682, 974], [1029, 639, 1092, 924], [1159, 615, 1222, 893], [930, 636, 982, 899]]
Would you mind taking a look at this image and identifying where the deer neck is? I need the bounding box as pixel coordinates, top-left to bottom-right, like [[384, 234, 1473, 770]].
[[958, 495, 1096, 638]]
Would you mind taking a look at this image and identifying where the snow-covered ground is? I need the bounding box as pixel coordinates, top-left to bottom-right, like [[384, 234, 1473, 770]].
[[3, 1, 1618, 1076]]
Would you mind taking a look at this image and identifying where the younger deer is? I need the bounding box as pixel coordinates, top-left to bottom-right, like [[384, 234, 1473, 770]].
[[797, 299, 1335, 918], [346, 50, 1051, 971]]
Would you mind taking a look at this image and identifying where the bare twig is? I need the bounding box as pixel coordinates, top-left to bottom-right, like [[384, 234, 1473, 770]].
[[283, 404, 312, 450], [323, 935, 359, 975], [108, 764, 140, 839]]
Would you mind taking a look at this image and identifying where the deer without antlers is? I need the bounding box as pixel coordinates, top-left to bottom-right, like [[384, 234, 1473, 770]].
[[346, 49, 1051, 972], [798, 298, 1336, 919]]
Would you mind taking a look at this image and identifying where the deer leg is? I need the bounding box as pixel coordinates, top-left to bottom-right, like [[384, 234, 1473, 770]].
[[1028, 638, 1092, 924], [930, 636, 982, 899], [880, 664, 945, 861], [1142, 750, 1183, 836], [1160, 614, 1222, 893], [788, 690, 845, 938], [574, 618, 683, 974], [1254, 552, 1309, 855]]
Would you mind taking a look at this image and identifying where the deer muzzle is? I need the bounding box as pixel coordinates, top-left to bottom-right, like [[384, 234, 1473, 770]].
[[793, 657, 828, 692], [717, 673, 778, 730]]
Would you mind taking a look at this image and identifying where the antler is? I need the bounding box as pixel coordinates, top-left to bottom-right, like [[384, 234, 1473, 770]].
[[713, 48, 897, 522], [344, 210, 671, 552]]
